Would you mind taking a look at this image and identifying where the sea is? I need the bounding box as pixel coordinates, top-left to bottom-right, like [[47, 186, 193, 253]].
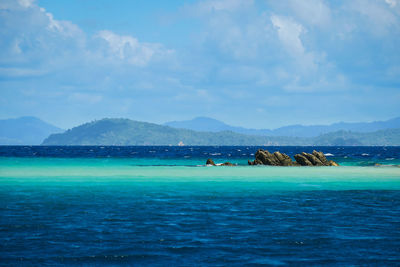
[[0, 146, 400, 266]]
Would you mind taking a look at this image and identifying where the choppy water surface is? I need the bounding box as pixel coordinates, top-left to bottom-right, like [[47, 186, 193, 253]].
[[0, 146, 400, 265]]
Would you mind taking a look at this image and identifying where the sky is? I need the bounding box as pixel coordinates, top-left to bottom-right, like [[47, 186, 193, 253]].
[[0, 0, 399, 129]]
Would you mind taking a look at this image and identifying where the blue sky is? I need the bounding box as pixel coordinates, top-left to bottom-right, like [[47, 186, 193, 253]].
[[0, 0, 399, 129]]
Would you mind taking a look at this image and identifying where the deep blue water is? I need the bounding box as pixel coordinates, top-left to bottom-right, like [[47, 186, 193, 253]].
[[1, 145, 400, 165], [1, 146, 400, 266]]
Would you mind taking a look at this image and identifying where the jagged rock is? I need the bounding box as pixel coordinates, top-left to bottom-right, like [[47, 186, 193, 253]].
[[302, 152, 324, 166], [221, 162, 235, 166], [248, 159, 262, 165], [312, 150, 329, 165], [294, 154, 314, 166], [206, 158, 216, 166], [255, 149, 280, 166], [328, 160, 339, 166], [252, 159, 263, 165], [274, 151, 293, 166], [249, 149, 339, 167]]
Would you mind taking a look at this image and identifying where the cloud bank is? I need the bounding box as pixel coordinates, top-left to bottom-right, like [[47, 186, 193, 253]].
[[0, 0, 399, 128]]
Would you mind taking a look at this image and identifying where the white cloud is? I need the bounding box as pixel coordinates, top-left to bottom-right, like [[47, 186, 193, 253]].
[[347, 0, 399, 35], [0, 0, 33, 10], [282, 0, 332, 27], [16, 0, 34, 8], [271, 15, 305, 56], [1, 0, 399, 127], [0, 0, 173, 72], [386, 0, 397, 8], [96, 30, 171, 66]]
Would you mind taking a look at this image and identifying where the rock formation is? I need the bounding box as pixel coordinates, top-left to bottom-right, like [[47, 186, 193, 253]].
[[206, 158, 235, 166], [206, 158, 216, 166], [248, 149, 339, 166]]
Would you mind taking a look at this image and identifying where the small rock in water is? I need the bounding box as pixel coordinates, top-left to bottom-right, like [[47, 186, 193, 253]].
[[328, 160, 339, 166], [206, 158, 216, 166], [206, 158, 235, 166], [220, 162, 235, 166]]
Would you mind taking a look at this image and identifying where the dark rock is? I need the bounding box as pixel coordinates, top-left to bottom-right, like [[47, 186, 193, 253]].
[[255, 149, 280, 166], [328, 160, 339, 166], [207, 158, 235, 166], [206, 158, 216, 166], [274, 151, 292, 166], [294, 154, 313, 166], [312, 150, 329, 165], [255, 159, 263, 165], [248, 158, 263, 165], [249, 149, 339, 167], [302, 152, 324, 166]]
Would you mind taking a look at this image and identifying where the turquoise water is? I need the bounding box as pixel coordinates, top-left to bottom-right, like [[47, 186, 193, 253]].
[[1, 146, 400, 265], [1, 157, 400, 191]]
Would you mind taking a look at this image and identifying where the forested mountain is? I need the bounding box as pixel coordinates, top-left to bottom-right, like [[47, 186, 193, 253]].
[[42, 118, 400, 146]]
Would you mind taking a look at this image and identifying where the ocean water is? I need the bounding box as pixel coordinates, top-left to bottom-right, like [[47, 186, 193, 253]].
[[0, 146, 400, 265]]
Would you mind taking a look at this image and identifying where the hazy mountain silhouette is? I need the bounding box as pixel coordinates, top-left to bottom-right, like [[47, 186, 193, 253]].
[[165, 116, 400, 137], [0, 116, 63, 145]]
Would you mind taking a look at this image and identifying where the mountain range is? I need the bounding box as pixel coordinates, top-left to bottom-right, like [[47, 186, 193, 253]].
[[1, 116, 400, 145], [42, 118, 400, 146], [42, 118, 306, 146], [0, 116, 63, 145], [165, 116, 400, 137]]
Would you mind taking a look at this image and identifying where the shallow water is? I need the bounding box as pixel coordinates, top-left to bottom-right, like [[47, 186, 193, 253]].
[[1, 146, 400, 265]]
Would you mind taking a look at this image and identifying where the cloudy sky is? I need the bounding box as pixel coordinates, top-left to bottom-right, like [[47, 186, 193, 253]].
[[0, 0, 399, 129]]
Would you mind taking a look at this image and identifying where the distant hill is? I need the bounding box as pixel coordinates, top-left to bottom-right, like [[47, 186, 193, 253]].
[[0, 116, 63, 145], [165, 117, 272, 135], [42, 118, 309, 146], [42, 118, 400, 146], [314, 129, 400, 146], [165, 116, 400, 137]]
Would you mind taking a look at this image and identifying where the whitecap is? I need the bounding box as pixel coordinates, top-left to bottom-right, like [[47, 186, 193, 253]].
[[210, 153, 221, 156], [324, 153, 334, 156], [362, 153, 369, 156]]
